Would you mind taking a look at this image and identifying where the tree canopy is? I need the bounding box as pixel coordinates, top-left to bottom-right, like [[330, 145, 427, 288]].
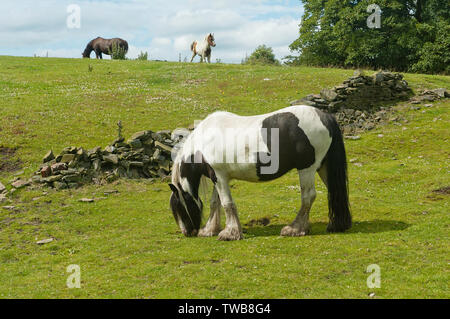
[[243, 45, 280, 65], [289, 0, 449, 74]]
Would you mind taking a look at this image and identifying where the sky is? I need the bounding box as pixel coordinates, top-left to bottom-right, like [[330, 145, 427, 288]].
[[0, 0, 304, 63]]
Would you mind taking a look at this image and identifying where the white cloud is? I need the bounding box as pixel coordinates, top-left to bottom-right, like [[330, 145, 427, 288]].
[[0, 0, 303, 63]]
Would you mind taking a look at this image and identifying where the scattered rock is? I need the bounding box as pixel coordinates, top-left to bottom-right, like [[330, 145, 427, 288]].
[[11, 179, 30, 189], [79, 198, 94, 203], [0, 182, 6, 193], [2, 206, 15, 210], [345, 136, 361, 140], [43, 150, 55, 163], [36, 238, 54, 245]]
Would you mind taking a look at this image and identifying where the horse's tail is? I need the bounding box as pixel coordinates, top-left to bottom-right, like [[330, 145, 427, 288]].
[[323, 114, 352, 233], [190, 41, 197, 52]]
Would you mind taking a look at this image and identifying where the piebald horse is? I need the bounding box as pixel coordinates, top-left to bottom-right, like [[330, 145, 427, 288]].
[[190, 33, 216, 63], [82, 37, 128, 59], [169, 105, 352, 241]]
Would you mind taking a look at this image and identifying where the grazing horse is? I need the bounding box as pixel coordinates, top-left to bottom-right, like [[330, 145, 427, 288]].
[[190, 33, 216, 63], [169, 105, 352, 241], [82, 37, 128, 59]]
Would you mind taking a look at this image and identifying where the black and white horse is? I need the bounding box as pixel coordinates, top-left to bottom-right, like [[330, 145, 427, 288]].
[[169, 105, 351, 241]]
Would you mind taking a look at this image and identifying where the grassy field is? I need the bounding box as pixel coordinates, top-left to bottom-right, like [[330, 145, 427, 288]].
[[0, 56, 449, 298]]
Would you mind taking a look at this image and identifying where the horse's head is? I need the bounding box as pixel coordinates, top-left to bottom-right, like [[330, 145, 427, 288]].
[[169, 151, 217, 237], [82, 41, 94, 58], [207, 33, 216, 47]]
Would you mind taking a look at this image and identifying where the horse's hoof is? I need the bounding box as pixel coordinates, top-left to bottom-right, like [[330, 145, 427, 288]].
[[198, 227, 221, 237], [281, 225, 309, 237], [218, 227, 243, 241]]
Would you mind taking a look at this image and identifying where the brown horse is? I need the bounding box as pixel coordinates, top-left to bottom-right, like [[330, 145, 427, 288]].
[[82, 37, 129, 59]]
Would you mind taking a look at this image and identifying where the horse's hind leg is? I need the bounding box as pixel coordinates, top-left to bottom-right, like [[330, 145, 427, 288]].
[[281, 169, 317, 237], [198, 186, 222, 237], [215, 177, 243, 241]]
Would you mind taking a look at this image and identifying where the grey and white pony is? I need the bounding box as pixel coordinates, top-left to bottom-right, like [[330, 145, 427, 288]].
[[190, 33, 216, 63], [169, 105, 352, 241]]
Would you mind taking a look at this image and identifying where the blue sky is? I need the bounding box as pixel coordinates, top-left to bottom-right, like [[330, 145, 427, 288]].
[[0, 0, 304, 63]]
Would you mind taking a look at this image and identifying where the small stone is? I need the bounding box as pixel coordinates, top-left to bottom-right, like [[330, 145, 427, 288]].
[[61, 154, 76, 163], [368, 292, 376, 298], [43, 150, 55, 163], [154, 141, 173, 153], [0, 182, 6, 193], [54, 182, 68, 190], [378, 134, 384, 138], [11, 179, 30, 189], [36, 238, 54, 245], [79, 198, 94, 203], [129, 161, 144, 168], [432, 88, 447, 98], [344, 136, 361, 140], [128, 139, 142, 149], [2, 206, 15, 210], [320, 89, 338, 101], [41, 166, 52, 178], [130, 130, 151, 141], [44, 175, 63, 183], [104, 145, 116, 153], [51, 163, 68, 173], [62, 174, 81, 183], [0, 194, 7, 203], [103, 154, 119, 165]]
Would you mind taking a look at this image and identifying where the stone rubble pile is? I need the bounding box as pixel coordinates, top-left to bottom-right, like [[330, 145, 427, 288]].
[[410, 88, 449, 104], [31, 128, 190, 190], [291, 71, 413, 112], [290, 71, 415, 134]]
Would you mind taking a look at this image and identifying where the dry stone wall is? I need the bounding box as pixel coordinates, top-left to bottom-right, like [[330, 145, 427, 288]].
[[31, 128, 190, 190]]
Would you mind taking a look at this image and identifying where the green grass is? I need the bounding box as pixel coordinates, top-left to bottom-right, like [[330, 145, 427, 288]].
[[0, 56, 449, 299]]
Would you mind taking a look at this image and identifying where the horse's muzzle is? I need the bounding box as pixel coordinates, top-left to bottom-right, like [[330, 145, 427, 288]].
[[182, 229, 198, 237]]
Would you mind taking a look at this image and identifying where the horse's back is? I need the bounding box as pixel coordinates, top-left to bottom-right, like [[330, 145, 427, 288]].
[[184, 105, 334, 182]]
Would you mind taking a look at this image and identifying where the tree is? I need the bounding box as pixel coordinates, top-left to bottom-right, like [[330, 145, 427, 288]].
[[289, 0, 449, 74], [242, 45, 280, 65]]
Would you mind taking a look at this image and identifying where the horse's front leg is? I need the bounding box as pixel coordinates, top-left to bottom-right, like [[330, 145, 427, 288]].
[[281, 169, 316, 237], [190, 53, 196, 63], [215, 177, 243, 241], [198, 186, 222, 237]]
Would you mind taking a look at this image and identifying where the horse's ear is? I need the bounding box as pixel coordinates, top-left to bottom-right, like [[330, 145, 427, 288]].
[[169, 184, 178, 194]]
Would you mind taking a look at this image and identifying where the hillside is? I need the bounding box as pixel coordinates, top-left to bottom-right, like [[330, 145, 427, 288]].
[[0, 56, 449, 298]]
